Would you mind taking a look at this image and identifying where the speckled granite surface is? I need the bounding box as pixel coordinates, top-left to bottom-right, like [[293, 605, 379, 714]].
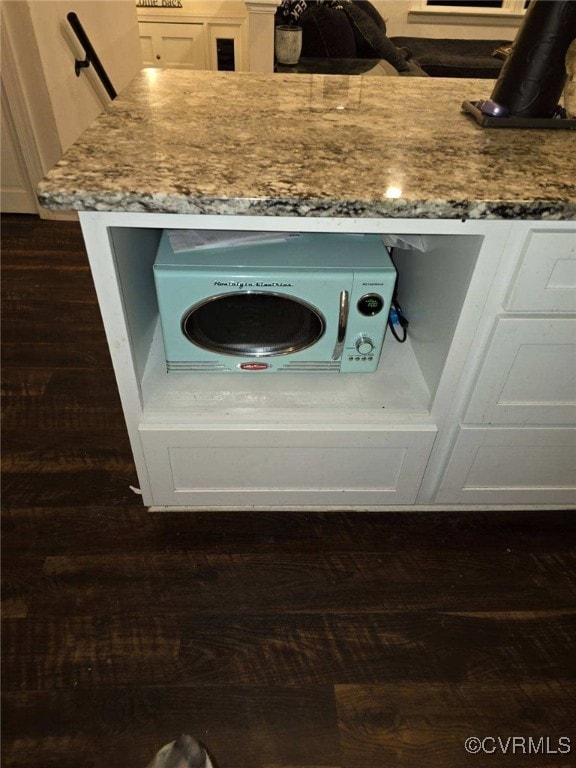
[[38, 69, 576, 219]]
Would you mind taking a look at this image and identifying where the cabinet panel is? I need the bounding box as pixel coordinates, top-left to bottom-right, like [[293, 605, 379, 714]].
[[139, 22, 205, 69], [437, 427, 576, 505], [464, 317, 576, 425], [140, 426, 436, 507], [507, 230, 576, 312], [139, 34, 156, 68]]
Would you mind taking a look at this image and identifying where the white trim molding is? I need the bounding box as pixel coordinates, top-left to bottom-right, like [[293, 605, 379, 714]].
[[244, 0, 281, 72]]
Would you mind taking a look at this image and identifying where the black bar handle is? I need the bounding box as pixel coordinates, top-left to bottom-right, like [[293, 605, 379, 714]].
[[67, 12, 117, 100]]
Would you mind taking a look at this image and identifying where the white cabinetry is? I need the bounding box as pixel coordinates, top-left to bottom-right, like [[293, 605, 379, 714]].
[[437, 427, 576, 506], [464, 317, 576, 426], [506, 230, 576, 312], [140, 426, 436, 506], [78, 213, 575, 510], [137, 3, 247, 71], [139, 22, 205, 69], [436, 227, 576, 506]]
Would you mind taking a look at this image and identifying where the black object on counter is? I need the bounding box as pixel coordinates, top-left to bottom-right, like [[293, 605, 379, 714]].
[[490, 0, 576, 118], [461, 99, 576, 129]]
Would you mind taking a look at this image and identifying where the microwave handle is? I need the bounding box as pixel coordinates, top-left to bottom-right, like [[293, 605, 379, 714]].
[[332, 290, 349, 360]]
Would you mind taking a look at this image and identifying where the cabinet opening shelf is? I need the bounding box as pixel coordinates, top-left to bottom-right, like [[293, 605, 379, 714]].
[[140, 318, 432, 424], [108, 226, 484, 427]]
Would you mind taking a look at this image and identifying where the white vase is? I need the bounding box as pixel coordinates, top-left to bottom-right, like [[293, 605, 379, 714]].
[[275, 25, 302, 66]]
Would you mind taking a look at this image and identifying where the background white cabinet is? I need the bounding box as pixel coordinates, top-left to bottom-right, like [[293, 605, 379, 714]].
[[139, 22, 205, 69], [436, 226, 576, 507], [138, 9, 247, 72]]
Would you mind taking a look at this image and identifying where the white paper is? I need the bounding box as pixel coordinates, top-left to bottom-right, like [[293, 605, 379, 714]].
[[167, 229, 301, 253], [381, 234, 428, 252]]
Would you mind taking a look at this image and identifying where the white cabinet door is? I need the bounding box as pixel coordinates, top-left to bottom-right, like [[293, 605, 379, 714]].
[[139, 426, 437, 507], [139, 22, 205, 69], [464, 317, 576, 426], [507, 230, 576, 313], [437, 427, 576, 506]]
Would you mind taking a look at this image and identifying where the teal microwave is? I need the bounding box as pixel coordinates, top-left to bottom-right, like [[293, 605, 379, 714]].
[[153, 231, 396, 373]]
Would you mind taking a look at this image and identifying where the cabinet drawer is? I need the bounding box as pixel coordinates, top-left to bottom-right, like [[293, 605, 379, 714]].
[[139, 426, 436, 507], [464, 317, 576, 426], [437, 427, 576, 506], [506, 229, 576, 312]]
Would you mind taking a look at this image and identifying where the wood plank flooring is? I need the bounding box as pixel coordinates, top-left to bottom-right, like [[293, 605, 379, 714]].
[[2, 214, 575, 768]]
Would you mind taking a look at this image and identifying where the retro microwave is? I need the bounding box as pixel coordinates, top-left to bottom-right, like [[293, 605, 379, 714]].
[[153, 231, 396, 373]]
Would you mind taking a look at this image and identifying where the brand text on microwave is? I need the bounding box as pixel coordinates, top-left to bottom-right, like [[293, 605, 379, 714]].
[[214, 281, 295, 289]]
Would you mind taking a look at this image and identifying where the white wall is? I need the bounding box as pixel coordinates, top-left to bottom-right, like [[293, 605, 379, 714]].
[[1, 82, 37, 212], [1, 0, 142, 213], [374, 0, 522, 40], [27, 0, 142, 152], [1, 1, 62, 213]]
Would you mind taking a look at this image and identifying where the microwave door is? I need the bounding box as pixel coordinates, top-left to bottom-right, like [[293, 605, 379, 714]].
[[182, 291, 326, 358]]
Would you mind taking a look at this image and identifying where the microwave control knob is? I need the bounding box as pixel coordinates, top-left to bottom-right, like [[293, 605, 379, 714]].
[[355, 336, 374, 355]]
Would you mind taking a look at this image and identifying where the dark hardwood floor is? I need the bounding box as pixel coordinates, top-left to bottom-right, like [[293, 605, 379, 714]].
[[2, 213, 575, 768]]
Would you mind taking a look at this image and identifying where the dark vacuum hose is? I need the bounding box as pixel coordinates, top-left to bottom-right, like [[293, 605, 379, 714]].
[[490, 0, 576, 118]]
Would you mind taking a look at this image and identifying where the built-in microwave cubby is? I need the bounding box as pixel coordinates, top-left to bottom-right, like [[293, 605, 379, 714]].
[[78, 215, 514, 506], [108, 226, 484, 427], [73, 214, 576, 507]]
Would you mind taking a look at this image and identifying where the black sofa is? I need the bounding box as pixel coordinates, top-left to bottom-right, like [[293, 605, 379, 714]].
[[275, 1, 510, 79], [391, 36, 511, 78]]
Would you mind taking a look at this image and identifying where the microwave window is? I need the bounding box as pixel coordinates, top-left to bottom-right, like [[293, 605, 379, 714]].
[[182, 292, 325, 357]]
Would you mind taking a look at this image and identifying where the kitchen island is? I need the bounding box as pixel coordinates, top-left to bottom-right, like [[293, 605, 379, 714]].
[[38, 69, 576, 509]]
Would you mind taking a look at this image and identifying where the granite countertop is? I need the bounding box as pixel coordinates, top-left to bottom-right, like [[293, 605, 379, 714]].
[[38, 69, 576, 220]]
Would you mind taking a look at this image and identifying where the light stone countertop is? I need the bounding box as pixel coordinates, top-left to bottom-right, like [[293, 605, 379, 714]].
[[38, 69, 576, 219]]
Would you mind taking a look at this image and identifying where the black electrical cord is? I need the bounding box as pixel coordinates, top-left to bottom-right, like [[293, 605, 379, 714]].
[[389, 298, 409, 343], [387, 248, 409, 343]]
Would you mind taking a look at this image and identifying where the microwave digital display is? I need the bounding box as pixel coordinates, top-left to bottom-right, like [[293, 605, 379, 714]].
[[153, 231, 396, 373]]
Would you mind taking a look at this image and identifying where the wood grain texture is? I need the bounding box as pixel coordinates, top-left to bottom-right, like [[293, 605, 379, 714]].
[[10, 550, 573, 615], [335, 682, 576, 767], [2, 215, 575, 768]]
